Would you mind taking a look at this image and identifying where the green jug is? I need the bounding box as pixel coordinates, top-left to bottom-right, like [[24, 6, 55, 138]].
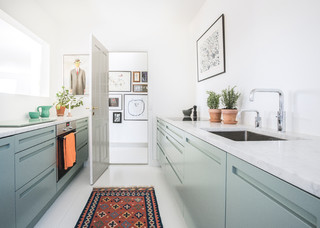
[[37, 106, 52, 118]]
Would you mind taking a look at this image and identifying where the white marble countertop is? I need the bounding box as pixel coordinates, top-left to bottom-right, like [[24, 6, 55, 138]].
[[0, 114, 89, 138], [160, 117, 320, 199]]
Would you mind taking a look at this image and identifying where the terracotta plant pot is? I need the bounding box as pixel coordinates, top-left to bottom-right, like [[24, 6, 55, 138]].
[[222, 109, 238, 124], [209, 109, 222, 122], [56, 106, 66, 116]]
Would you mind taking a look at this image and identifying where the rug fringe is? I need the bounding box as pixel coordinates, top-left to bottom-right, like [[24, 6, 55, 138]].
[[93, 186, 155, 191]]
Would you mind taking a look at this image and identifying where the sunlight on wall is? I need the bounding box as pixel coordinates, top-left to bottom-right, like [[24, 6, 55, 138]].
[[0, 11, 49, 97]]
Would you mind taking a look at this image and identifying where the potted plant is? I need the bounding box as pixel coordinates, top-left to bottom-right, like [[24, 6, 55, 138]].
[[207, 91, 221, 122], [54, 86, 83, 116], [221, 86, 241, 124]]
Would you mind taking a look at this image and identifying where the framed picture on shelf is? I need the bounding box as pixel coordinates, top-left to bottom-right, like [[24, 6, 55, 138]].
[[124, 94, 148, 121], [113, 112, 122, 123], [133, 71, 140, 82], [197, 14, 225, 82], [63, 54, 89, 96], [109, 71, 131, 92], [141, 71, 148, 82], [133, 84, 148, 93], [109, 94, 122, 110]]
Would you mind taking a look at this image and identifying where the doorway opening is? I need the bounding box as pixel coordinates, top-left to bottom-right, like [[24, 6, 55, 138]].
[[108, 52, 149, 164]]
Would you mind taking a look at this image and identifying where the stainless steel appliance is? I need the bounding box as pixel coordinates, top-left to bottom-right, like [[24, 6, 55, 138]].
[[56, 121, 77, 182]]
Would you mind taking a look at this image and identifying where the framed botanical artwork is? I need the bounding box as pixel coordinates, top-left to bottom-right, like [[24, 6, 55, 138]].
[[197, 14, 225, 82], [113, 112, 122, 123], [109, 94, 122, 110], [133, 71, 140, 82], [109, 71, 131, 92], [124, 94, 148, 121], [63, 54, 89, 96], [133, 84, 148, 93], [141, 71, 148, 82]]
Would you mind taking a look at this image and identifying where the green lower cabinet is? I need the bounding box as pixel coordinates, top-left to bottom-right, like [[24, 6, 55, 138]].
[[183, 133, 226, 228], [16, 164, 56, 228], [226, 154, 320, 228], [0, 136, 15, 228], [163, 156, 184, 213]]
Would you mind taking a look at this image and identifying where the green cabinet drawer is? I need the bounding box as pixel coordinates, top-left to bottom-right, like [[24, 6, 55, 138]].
[[15, 138, 56, 190], [163, 156, 184, 213], [165, 122, 185, 146], [16, 164, 56, 228], [156, 126, 166, 149], [184, 133, 226, 228], [156, 118, 166, 131], [164, 133, 184, 179], [77, 142, 88, 164], [0, 136, 15, 228], [157, 143, 165, 168], [76, 125, 88, 149], [226, 154, 320, 228], [15, 126, 55, 152], [76, 118, 88, 128]]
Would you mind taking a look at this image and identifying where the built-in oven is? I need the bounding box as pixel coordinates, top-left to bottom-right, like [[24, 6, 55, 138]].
[[56, 121, 77, 182]]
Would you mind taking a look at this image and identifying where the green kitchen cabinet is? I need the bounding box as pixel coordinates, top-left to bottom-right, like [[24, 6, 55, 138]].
[[156, 118, 184, 212], [76, 118, 88, 149], [183, 133, 226, 228], [15, 165, 56, 228], [76, 118, 89, 164], [14, 126, 57, 228], [226, 154, 320, 228], [0, 136, 15, 228]]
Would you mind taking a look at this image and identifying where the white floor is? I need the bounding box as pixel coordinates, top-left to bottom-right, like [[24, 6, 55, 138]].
[[35, 165, 187, 228]]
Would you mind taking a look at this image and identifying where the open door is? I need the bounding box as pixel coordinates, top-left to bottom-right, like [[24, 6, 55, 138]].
[[89, 35, 109, 185]]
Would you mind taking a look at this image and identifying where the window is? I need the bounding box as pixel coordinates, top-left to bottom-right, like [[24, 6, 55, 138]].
[[0, 11, 49, 97]]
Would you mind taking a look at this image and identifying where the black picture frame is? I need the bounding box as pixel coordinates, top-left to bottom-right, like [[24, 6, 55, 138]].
[[197, 14, 226, 82], [141, 71, 148, 82], [113, 112, 122, 123]]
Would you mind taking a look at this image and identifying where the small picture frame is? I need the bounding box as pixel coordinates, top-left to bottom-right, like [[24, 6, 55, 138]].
[[109, 94, 122, 110], [133, 84, 148, 93], [141, 72, 148, 82], [113, 112, 122, 123], [133, 71, 140, 82]]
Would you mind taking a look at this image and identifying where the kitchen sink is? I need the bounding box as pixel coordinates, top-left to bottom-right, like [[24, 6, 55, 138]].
[[207, 130, 287, 141]]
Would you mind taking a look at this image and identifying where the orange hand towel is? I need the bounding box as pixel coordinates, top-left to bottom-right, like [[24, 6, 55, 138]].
[[64, 132, 76, 170]]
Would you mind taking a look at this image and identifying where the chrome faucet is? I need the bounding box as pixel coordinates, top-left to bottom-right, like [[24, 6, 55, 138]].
[[237, 109, 262, 128], [249, 88, 285, 132]]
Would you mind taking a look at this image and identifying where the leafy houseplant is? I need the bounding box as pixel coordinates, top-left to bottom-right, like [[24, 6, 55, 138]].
[[221, 86, 241, 124], [207, 91, 221, 122], [54, 86, 83, 116]]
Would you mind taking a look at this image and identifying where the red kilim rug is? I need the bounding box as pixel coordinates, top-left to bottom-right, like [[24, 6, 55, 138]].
[[75, 187, 163, 228]]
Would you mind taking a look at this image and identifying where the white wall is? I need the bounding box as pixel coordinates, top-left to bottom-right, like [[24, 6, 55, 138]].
[[190, 0, 320, 136], [0, 1, 60, 120]]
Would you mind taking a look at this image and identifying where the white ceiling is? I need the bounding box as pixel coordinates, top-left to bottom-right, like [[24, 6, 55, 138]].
[[34, 0, 206, 28]]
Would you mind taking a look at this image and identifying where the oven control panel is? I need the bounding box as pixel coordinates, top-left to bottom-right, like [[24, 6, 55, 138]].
[[56, 121, 77, 135]]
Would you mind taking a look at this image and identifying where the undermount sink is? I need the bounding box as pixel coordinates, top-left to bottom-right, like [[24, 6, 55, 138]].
[[207, 130, 287, 141]]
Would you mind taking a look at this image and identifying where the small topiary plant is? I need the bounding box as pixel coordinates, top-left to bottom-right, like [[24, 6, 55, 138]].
[[221, 86, 241, 109], [207, 91, 221, 109]]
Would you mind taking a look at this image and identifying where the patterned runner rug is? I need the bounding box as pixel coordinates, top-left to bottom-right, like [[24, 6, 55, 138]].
[[75, 187, 163, 228]]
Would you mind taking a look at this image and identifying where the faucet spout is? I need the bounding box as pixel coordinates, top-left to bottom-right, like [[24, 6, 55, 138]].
[[237, 109, 262, 128], [249, 88, 285, 132]]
